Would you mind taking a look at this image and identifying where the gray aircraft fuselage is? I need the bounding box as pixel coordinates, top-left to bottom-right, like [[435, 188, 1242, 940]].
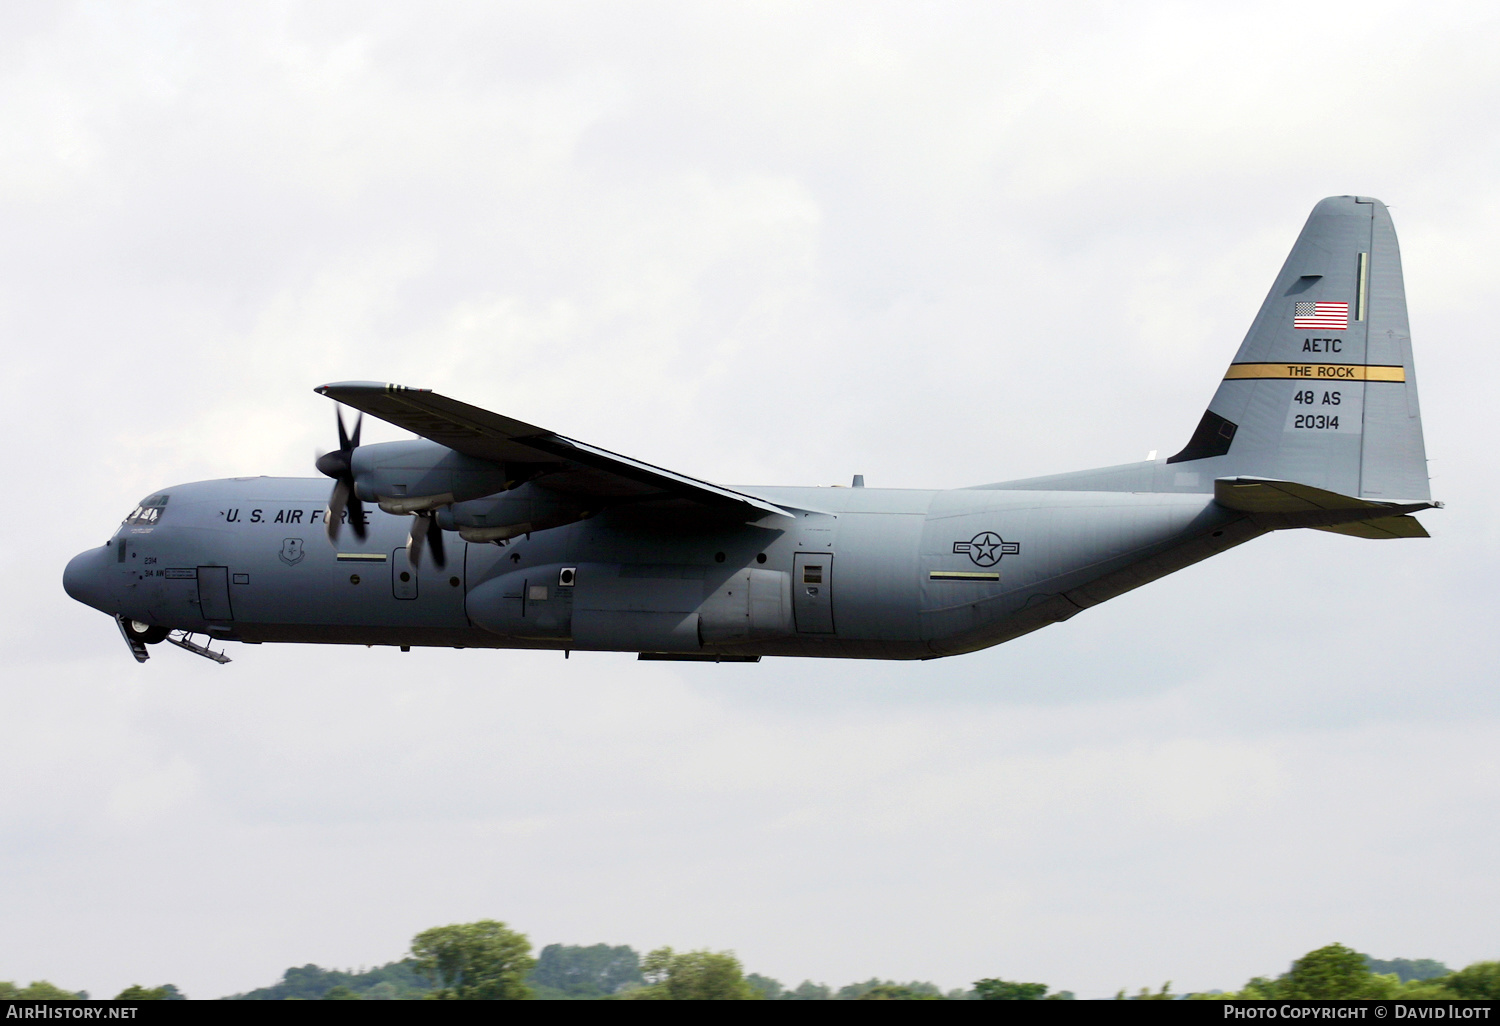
[[65, 474, 1244, 660], [62, 196, 1436, 664]]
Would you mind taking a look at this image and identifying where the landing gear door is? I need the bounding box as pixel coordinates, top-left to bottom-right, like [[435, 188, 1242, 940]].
[[793, 553, 834, 634]]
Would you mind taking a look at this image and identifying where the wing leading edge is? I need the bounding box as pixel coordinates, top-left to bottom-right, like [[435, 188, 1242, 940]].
[[314, 381, 793, 520]]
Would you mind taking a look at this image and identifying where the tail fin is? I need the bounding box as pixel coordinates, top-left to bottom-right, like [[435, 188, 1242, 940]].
[[1168, 196, 1429, 501]]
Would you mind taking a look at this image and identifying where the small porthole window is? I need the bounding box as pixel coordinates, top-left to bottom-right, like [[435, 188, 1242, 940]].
[[714, 551, 726, 563], [559, 567, 576, 587], [756, 553, 767, 564], [349, 574, 361, 585], [449, 576, 461, 587], [400, 571, 411, 583]]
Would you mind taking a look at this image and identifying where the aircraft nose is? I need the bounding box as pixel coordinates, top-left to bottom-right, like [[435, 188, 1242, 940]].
[[63, 546, 116, 614]]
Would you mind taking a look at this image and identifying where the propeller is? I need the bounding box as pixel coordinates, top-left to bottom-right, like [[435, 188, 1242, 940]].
[[407, 510, 446, 568], [315, 409, 367, 544]]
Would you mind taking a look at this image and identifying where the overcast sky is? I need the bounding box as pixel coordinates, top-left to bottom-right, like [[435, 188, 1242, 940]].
[[4, 0, 1499, 999]]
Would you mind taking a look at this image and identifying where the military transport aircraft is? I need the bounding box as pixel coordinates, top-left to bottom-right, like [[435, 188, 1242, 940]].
[[64, 196, 1436, 665]]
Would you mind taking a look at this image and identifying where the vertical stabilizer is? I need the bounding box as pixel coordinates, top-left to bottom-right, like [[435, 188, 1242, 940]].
[[1168, 197, 1429, 501]]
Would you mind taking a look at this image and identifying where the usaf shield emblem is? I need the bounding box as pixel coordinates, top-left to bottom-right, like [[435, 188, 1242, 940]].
[[279, 537, 306, 566]]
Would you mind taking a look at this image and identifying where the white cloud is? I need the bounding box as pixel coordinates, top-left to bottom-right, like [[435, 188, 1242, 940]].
[[3, 0, 1498, 1000]]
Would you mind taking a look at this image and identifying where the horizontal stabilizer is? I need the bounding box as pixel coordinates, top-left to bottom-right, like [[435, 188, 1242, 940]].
[[1214, 476, 1386, 513], [1214, 476, 1435, 538], [1313, 516, 1429, 540]]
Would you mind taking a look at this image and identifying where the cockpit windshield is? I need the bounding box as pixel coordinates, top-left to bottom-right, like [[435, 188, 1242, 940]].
[[123, 494, 169, 526]]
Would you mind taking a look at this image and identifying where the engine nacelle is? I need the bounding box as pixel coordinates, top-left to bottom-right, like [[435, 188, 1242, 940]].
[[350, 440, 513, 512], [438, 483, 592, 542]]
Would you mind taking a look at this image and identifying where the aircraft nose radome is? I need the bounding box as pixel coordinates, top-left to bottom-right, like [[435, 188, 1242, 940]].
[[63, 547, 115, 614]]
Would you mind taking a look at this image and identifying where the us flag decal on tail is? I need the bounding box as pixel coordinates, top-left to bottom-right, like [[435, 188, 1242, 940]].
[[1293, 301, 1349, 330]]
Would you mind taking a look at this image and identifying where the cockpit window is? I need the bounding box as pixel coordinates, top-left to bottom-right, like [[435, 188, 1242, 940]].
[[123, 494, 169, 526]]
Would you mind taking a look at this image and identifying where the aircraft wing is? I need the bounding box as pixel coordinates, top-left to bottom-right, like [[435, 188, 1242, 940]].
[[315, 381, 792, 519]]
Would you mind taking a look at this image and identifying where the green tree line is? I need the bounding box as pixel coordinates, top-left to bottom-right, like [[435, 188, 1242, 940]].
[[0, 982, 184, 1001], [8, 928, 1498, 1000], [1118, 944, 1500, 1001]]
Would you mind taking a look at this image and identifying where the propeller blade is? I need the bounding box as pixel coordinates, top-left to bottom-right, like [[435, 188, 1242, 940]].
[[319, 408, 366, 546], [407, 513, 429, 566], [335, 409, 362, 452], [348, 495, 367, 541], [406, 512, 447, 568], [326, 480, 349, 544]]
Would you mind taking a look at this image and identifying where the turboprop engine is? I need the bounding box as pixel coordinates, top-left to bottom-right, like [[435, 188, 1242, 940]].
[[437, 485, 593, 542], [350, 439, 515, 513], [315, 414, 593, 563], [351, 440, 593, 541]]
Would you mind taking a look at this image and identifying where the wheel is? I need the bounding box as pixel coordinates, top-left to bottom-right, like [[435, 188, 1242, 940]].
[[124, 619, 169, 645]]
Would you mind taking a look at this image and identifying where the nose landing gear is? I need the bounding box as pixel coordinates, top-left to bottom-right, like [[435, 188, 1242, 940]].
[[122, 618, 169, 645], [114, 615, 231, 665], [116, 616, 162, 662]]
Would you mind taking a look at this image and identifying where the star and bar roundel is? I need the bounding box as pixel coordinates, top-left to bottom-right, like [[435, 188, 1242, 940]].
[[931, 532, 1020, 582]]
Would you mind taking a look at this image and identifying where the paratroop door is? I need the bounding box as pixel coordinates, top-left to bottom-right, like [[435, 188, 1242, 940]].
[[792, 553, 834, 634]]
